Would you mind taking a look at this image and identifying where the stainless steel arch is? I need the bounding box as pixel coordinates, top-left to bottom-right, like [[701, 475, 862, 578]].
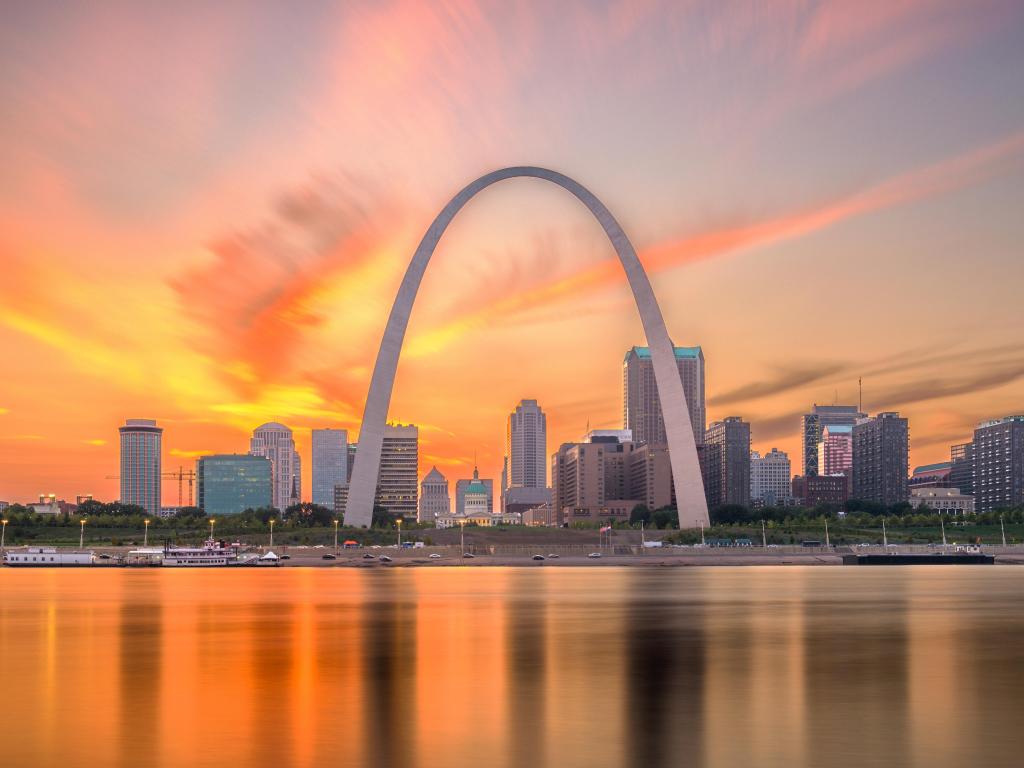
[[345, 167, 710, 528]]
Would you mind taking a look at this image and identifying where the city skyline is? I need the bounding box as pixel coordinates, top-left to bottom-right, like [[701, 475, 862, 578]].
[[3, 2, 1024, 504]]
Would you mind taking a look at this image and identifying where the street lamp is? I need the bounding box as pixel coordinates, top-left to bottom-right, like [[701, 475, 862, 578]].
[[269, 518, 275, 549], [396, 517, 402, 549], [209, 518, 216, 541], [1, 519, 8, 551], [79, 517, 87, 549], [144, 518, 150, 547], [334, 519, 339, 554]]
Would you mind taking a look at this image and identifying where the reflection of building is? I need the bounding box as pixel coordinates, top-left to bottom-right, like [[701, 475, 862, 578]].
[[250, 422, 300, 512], [852, 412, 909, 505], [196, 454, 272, 515], [503, 399, 547, 511], [377, 424, 419, 520], [624, 345, 705, 446], [750, 448, 791, 506], [792, 474, 849, 506], [119, 418, 163, 516], [800, 405, 864, 477], [910, 487, 974, 514], [973, 416, 1024, 512], [818, 425, 853, 477], [312, 429, 348, 508], [419, 466, 449, 523], [909, 462, 952, 489], [704, 417, 751, 508]]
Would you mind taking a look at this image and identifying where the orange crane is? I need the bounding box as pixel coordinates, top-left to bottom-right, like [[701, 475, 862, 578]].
[[106, 466, 197, 507]]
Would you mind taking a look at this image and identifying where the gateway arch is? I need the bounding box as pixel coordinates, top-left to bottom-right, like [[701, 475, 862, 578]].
[[345, 166, 709, 529]]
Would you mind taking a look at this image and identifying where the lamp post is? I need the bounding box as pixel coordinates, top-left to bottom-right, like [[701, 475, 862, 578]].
[[1, 518, 7, 551], [1001, 515, 1007, 548], [460, 519, 465, 556], [209, 518, 215, 541], [144, 519, 150, 547], [334, 519, 339, 554], [269, 518, 275, 549], [761, 519, 767, 548], [824, 518, 830, 548], [396, 517, 402, 549], [79, 517, 87, 549]]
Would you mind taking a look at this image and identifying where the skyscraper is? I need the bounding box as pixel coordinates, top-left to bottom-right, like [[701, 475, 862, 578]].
[[818, 424, 853, 476], [505, 399, 547, 490], [119, 418, 162, 516], [800, 405, 865, 476], [419, 466, 449, 523], [750, 448, 791, 506], [704, 417, 751, 508], [950, 441, 975, 496], [312, 428, 348, 508], [852, 412, 909, 505], [973, 416, 1024, 512], [250, 422, 300, 512], [623, 345, 705, 447], [196, 454, 272, 515], [377, 424, 418, 520]]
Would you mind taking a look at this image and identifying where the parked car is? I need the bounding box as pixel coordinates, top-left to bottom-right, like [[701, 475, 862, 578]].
[[429, 553, 442, 559], [532, 554, 546, 561], [379, 555, 393, 562], [322, 553, 336, 560], [547, 553, 559, 559], [362, 553, 375, 559], [587, 552, 602, 559], [462, 552, 476, 559]]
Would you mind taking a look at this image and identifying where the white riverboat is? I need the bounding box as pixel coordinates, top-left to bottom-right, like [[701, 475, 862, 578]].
[[4, 548, 95, 567], [162, 538, 251, 567]]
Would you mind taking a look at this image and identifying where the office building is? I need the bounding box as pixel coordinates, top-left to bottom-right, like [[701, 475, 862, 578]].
[[910, 487, 975, 514], [196, 454, 272, 515], [704, 417, 751, 508], [377, 424, 419, 520], [418, 466, 449, 523], [950, 442, 974, 497], [119, 418, 163, 516], [801, 405, 865, 476], [504, 399, 547, 494], [623, 345, 705, 446], [792, 474, 849, 506], [250, 422, 301, 512], [909, 462, 952, 489], [750, 448, 791, 506], [503, 486, 552, 516], [312, 429, 348, 508], [852, 412, 909, 505], [973, 416, 1024, 512]]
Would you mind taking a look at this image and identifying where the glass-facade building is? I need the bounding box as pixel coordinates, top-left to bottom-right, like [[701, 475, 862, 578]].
[[119, 418, 162, 516], [312, 428, 348, 508], [197, 454, 272, 515]]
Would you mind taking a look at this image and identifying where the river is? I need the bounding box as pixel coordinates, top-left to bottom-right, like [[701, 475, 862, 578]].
[[1, 567, 1022, 767]]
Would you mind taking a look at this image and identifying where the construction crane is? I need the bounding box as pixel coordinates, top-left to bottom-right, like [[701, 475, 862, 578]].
[[105, 466, 197, 507]]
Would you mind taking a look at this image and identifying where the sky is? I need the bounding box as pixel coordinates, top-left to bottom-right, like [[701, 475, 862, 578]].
[[1, 0, 1023, 505]]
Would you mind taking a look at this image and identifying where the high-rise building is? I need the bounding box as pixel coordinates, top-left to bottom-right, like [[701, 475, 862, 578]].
[[973, 416, 1024, 512], [818, 424, 853, 476], [750, 448, 791, 506], [623, 345, 705, 447], [504, 399, 547, 494], [792, 474, 849, 507], [119, 418, 162, 516], [419, 466, 449, 523], [704, 417, 751, 509], [346, 443, 358, 485], [852, 412, 909, 505], [249, 422, 300, 512], [196, 454, 272, 515], [377, 424, 418, 520], [950, 442, 974, 496], [311, 429, 348, 508], [801, 405, 865, 476]]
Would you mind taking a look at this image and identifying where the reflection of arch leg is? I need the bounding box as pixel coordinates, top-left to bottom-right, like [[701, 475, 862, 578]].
[[346, 167, 709, 529]]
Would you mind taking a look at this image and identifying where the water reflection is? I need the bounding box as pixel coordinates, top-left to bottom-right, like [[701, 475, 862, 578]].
[[1, 567, 1023, 768]]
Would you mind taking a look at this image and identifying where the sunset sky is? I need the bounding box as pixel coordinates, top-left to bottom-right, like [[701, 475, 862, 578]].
[[1, 0, 1023, 505]]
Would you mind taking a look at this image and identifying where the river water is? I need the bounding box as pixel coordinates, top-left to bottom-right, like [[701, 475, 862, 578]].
[[1, 567, 1022, 768]]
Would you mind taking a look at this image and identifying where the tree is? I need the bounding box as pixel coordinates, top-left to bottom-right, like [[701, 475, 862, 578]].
[[629, 505, 652, 526], [372, 505, 398, 529], [652, 507, 679, 529], [173, 506, 206, 520], [284, 502, 334, 527]]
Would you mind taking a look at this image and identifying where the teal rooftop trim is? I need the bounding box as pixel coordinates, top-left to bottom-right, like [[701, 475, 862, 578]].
[[627, 345, 701, 362]]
